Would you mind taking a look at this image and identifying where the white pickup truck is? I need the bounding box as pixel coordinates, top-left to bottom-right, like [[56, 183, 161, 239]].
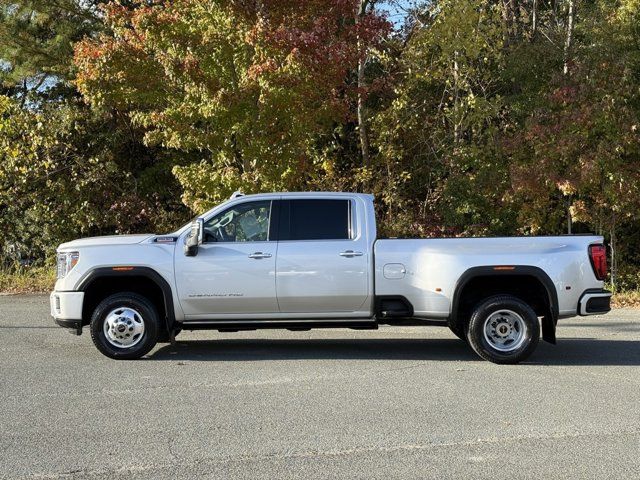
[[51, 192, 611, 363]]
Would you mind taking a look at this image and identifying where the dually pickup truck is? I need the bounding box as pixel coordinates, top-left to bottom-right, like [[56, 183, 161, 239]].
[[51, 192, 611, 363]]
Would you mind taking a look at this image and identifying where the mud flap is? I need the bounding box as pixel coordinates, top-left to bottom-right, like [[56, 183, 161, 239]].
[[541, 315, 556, 344]]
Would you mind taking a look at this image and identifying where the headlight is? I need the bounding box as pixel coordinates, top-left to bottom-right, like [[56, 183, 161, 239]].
[[56, 251, 79, 279]]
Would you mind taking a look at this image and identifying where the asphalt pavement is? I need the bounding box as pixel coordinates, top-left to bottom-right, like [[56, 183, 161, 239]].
[[1, 295, 639, 479]]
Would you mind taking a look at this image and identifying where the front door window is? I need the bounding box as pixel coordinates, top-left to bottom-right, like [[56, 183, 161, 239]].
[[204, 201, 271, 243]]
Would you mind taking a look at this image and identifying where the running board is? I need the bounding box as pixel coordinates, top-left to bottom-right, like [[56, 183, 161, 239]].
[[180, 318, 378, 331]]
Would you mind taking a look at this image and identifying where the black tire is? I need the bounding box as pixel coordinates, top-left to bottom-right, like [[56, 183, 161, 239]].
[[90, 292, 159, 360], [466, 295, 539, 364]]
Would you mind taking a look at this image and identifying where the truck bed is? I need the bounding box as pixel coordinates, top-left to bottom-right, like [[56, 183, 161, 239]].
[[374, 235, 604, 319]]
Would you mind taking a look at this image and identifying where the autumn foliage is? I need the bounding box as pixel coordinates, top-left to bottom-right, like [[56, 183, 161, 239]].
[[2, 0, 640, 290], [74, 0, 391, 210]]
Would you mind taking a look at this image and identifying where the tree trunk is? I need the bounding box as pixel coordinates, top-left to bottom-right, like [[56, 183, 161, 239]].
[[19, 79, 28, 108], [357, 57, 371, 168], [610, 215, 616, 292], [531, 0, 538, 40], [502, 0, 519, 45], [563, 0, 575, 75], [453, 51, 460, 143], [356, 0, 371, 168]]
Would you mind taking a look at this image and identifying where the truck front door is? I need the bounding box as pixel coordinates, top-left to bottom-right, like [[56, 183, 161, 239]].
[[175, 200, 278, 317]]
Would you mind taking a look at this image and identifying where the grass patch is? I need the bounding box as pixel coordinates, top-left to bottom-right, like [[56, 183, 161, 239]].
[[611, 290, 640, 309], [0, 266, 56, 294]]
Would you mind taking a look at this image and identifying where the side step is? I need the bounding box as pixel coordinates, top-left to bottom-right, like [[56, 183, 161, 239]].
[[375, 296, 413, 318], [180, 318, 378, 332]]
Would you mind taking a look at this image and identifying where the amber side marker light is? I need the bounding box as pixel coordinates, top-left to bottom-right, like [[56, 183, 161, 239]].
[[112, 266, 134, 271], [493, 266, 515, 271]]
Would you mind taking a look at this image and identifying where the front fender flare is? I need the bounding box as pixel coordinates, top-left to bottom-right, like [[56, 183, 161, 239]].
[[77, 266, 176, 331]]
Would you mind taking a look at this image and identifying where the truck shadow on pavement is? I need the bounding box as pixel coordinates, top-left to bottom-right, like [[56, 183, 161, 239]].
[[148, 337, 640, 366]]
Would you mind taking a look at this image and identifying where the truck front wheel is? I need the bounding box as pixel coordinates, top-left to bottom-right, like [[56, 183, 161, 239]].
[[90, 292, 159, 360], [466, 295, 539, 364]]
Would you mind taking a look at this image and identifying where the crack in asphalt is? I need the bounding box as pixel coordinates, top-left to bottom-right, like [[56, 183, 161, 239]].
[[21, 430, 640, 479]]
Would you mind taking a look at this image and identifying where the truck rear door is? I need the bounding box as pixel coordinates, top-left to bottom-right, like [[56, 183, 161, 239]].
[[275, 198, 370, 314]]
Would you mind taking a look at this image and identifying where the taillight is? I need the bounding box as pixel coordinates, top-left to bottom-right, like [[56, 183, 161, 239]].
[[588, 244, 607, 281]]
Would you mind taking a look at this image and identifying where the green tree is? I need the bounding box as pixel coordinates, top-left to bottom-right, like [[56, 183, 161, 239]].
[[372, 0, 515, 236], [75, 0, 390, 211], [0, 94, 187, 265], [0, 0, 104, 101], [0, 1, 191, 265]]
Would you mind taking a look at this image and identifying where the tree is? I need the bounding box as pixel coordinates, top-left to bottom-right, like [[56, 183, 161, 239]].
[[0, 0, 104, 102], [0, 94, 187, 265], [371, 0, 514, 236], [563, 0, 575, 76], [0, 1, 190, 266], [3, 0, 640, 293], [356, 0, 382, 169], [506, 0, 640, 236], [75, 0, 390, 211]]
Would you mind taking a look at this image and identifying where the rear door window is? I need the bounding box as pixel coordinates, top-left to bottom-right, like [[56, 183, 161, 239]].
[[279, 199, 351, 241]]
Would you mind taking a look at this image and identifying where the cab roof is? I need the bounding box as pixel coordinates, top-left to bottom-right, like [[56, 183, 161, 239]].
[[229, 191, 374, 200]]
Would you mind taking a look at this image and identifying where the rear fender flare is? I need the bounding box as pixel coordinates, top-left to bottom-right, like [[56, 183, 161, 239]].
[[450, 266, 559, 344]]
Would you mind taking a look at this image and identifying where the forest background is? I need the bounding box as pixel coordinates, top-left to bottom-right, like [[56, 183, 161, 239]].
[[1, 0, 639, 303]]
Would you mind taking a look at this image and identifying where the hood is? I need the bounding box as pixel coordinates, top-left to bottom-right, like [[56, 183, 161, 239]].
[[58, 234, 155, 250]]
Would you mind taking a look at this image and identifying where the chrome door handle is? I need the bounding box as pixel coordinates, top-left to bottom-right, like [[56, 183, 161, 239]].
[[248, 252, 272, 259], [339, 250, 364, 257]]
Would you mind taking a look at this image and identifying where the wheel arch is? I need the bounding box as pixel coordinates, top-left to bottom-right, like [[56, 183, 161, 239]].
[[77, 267, 176, 335], [450, 266, 559, 344]]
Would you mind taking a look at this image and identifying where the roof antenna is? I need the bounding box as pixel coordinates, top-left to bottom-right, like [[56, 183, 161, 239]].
[[229, 190, 244, 200]]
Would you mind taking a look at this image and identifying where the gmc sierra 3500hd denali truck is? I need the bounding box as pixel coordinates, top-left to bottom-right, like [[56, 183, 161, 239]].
[[51, 192, 611, 363]]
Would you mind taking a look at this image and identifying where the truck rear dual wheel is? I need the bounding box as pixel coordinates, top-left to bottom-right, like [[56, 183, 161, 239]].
[[466, 295, 540, 364], [90, 292, 159, 360]]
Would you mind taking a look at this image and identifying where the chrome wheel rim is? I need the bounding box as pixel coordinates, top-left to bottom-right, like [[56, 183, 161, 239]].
[[483, 309, 527, 353], [103, 307, 145, 349]]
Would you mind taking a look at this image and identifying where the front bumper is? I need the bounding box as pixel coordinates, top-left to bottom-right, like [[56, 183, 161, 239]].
[[50, 291, 85, 335], [578, 289, 612, 316]]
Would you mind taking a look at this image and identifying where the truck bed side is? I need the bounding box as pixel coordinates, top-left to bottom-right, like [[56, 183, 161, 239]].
[[374, 236, 605, 319]]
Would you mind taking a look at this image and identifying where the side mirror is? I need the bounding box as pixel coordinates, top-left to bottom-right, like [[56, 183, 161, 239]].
[[184, 218, 204, 257]]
